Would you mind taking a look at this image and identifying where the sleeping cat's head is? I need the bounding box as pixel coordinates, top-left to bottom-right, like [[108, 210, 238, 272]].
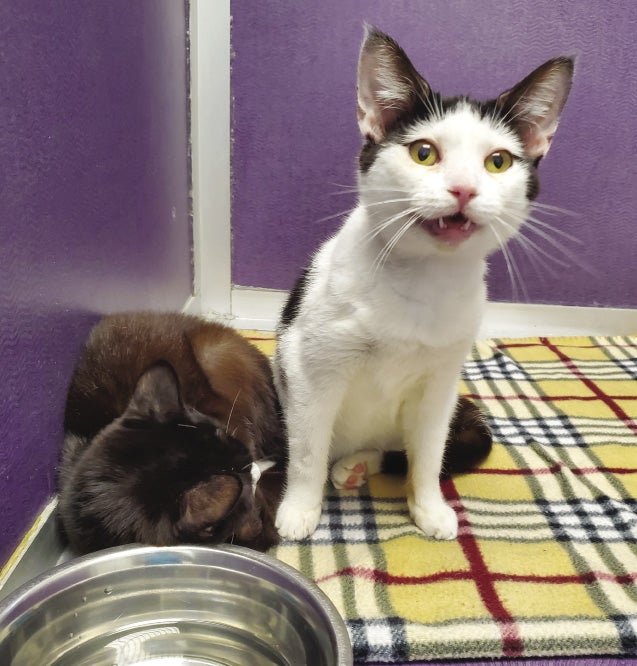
[[356, 28, 573, 260], [67, 362, 274, 551]]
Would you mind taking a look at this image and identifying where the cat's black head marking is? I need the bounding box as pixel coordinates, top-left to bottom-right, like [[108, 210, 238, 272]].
[[356, 27, 573, 181]]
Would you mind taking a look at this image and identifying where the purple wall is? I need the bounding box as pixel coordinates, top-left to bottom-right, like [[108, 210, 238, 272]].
[[0, 1, 190, 564], [231, 0, 637, 308]]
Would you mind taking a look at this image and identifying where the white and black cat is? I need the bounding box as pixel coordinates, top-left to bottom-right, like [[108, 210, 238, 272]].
[[273, 28, 573, 540], [58, 312, 286, 554]]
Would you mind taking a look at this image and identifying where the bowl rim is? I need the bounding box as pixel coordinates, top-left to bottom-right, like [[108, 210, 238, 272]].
[[0, 543, 353, 666]]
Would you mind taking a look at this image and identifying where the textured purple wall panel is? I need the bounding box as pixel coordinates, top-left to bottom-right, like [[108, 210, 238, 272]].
[[0, 1, 190, 564], [402, 661, 626, 666], [231, 0, 637, 307]]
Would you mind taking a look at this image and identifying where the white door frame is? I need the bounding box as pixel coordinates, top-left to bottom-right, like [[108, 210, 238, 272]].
[[189, 0, 232, 319]]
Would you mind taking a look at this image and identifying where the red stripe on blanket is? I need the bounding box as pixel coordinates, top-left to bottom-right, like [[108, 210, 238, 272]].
[[464, 393, 637, 402], [540, 337, 637, 435], [472, 466, 637, 475], [495, 341, 637, 350], [444, 478, 524, 657], [316, 566, 467, 585], [315, 567, 637, 587]]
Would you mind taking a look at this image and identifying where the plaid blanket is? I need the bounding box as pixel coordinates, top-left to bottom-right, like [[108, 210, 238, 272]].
[[249, 333, 637, 663]]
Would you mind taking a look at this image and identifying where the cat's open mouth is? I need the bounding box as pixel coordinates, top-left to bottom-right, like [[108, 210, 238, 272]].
[[418, 213, 477, 245]]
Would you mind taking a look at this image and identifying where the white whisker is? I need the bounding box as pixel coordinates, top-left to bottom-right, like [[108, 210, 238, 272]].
[[525, 215, 584, 245], [495, 215, 569, 268], [490, 219, 529, 302], [313, 208, 355, 224], [516, 232, 570, 267], [497, 211, 599, 279], [521, 220, 584, 261], [226, 390, 241, 433], [512, 236, 562, 279], [330, 185, 411, 195], [366, 197, 418, 208], [530, 201, 579, 217], [316, 197, 418, 228], [372, 213, 418, 274], [363, 206, 421, 243]]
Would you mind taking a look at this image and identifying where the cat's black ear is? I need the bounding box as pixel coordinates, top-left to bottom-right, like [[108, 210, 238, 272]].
[[496, 56, 574, 160], [177, 476, 242, 536], [357, 27, 431, 142], [126, 361, 183, 423]]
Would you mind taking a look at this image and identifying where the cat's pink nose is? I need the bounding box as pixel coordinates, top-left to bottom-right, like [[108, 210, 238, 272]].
[[448, 187, 477, 210]]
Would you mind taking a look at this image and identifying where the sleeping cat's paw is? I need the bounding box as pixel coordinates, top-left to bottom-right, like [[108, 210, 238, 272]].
[[275, 499, 322, 540], [409, 498, 458, 540], [331, 450, 382, 489]]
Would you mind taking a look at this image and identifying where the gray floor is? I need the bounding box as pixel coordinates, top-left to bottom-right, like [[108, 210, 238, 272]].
[[0, 506, 69, 601]]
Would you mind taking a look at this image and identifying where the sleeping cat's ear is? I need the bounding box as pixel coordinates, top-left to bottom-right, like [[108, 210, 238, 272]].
[[496, 56, 574, 160], [177, 476, 242, 537], [357, 26, 431, 142], [126, 361, 183, 423]]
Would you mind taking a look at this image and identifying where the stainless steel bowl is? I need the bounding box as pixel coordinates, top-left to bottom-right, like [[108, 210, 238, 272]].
[[0, 544, 352, 666]]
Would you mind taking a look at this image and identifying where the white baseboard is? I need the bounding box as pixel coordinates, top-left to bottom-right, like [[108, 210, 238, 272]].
[[230, 287, 288, 330], [478, 301, 637, 339], [200, 287, 637, 338]]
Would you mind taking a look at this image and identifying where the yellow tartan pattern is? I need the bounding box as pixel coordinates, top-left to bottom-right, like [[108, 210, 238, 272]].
[[242, 333, 637, 663]]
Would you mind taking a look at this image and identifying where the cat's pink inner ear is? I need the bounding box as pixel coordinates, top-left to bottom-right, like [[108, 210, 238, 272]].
[[356, 28, 430, 143], [498, 57, 573, 160], [357, 53, 402, 142], [520, 126, 555, 161]]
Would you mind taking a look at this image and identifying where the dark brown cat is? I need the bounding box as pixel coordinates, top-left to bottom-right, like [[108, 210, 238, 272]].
[[57, 312, 286, 554]]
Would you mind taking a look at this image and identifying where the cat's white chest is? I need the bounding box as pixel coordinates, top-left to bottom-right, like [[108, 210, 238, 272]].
[[330, 338, 461, 458], [327, 208, 488, 348], [359, 275, 484, 347]]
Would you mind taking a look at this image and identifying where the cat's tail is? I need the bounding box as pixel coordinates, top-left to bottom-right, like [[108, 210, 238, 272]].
[[382, 396, 492, 478], [441, 396, 493, 477]]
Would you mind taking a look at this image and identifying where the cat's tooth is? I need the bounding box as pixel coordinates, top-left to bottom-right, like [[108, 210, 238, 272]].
[[462, 220, 472, 231], [438, 218, 446, 229]]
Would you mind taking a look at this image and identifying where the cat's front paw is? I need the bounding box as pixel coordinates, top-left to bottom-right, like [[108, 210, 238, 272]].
[[275, 499, 322, 540], [409, 498, 458, 540]]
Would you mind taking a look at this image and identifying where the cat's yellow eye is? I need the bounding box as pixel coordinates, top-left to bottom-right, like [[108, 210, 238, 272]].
[[409, 140, 439, 166], [485, 150, 513, 173]]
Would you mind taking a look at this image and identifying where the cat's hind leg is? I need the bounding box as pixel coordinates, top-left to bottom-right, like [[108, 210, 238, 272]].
[[331, 450, 383, 489]]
